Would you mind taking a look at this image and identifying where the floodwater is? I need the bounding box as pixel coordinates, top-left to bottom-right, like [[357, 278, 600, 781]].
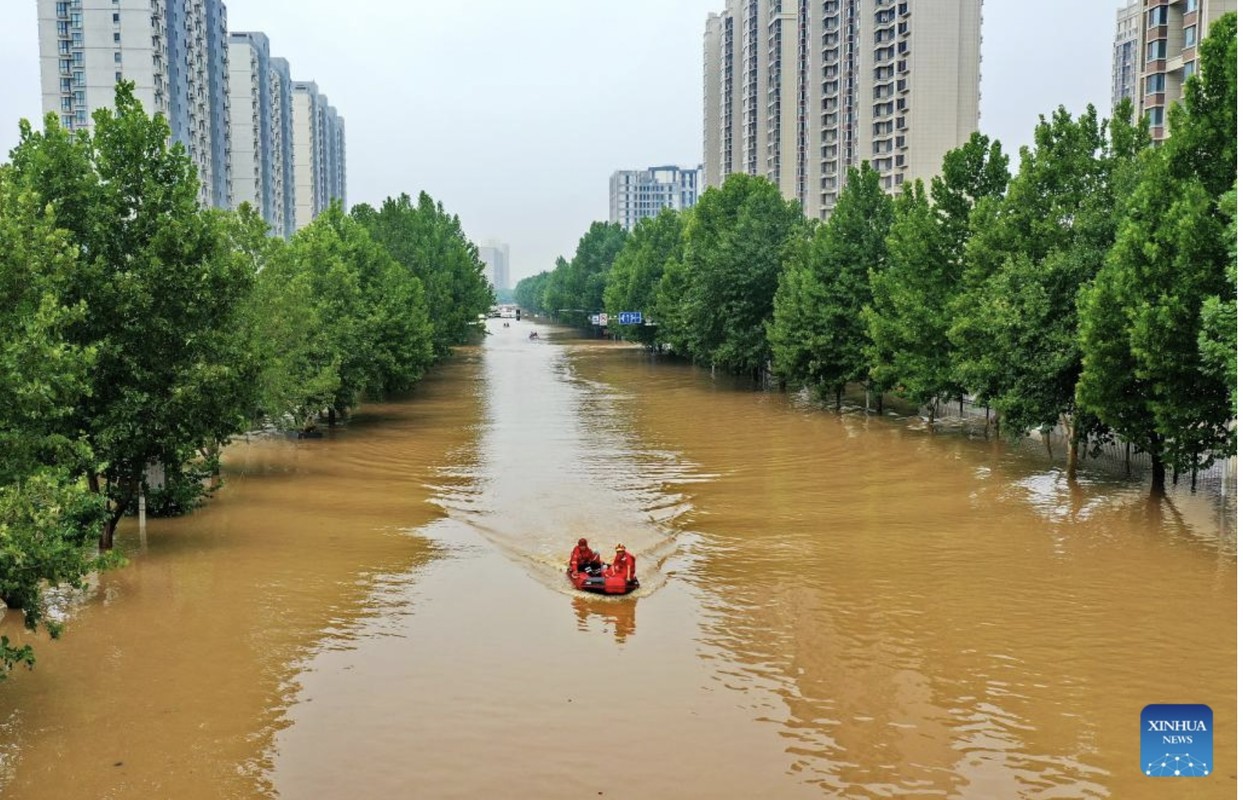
[[0, 317, 1235, 799]]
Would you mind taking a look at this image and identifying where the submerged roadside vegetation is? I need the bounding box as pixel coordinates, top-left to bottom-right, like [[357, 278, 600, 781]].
[[518, 14, 1237, 501], [0, 83, 493, 677]]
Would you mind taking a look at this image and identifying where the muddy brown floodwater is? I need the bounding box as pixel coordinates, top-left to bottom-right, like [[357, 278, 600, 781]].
[[0, 317, 1235, 799]]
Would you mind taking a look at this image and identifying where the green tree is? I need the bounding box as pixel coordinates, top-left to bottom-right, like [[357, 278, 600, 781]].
[[1199, 183, 1237, 407], [10, 84, 256, 548], [1078, 15, 1236, 493], [681, 174, 805, 376], [0, 164, 108, 676], [865, 135, 1009, 420], [951, 105, 1146, 471], [564, 221, 628, 320], [603, 209, 685, 345], [353, 193, 492, 358], [514, 270, 551, 314], [770, 165, 889, 403], [864, 181, 956, 415]]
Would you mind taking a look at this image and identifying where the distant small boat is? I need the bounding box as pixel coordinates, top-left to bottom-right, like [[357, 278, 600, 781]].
[[566, 565, 638, 595]]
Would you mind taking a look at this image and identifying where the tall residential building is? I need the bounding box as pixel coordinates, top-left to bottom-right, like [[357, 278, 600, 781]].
[[1113, 1, 1143, 113], [478, 242, 511, 291], [291, 81, 346, 229], [268, 56, 295, 239], [228, 32, 273, 223], [608, 165, 704, 231], [37, 0, 232, 208], [1133, 0, 1236, 142], [703, 0, 983, 219], [703, 13, 724, 189]]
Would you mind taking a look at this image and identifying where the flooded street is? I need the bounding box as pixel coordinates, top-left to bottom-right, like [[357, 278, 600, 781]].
[[0, 317, 1235, 799]]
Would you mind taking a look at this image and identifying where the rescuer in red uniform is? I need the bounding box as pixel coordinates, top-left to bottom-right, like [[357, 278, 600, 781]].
[[611, 543, 636, 582], [570, 538, 602, 573]]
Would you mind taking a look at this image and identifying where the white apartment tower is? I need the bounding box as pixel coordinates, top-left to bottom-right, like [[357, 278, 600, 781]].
[[228, 32, 272, 223], [291, 81, 347, 230], [268, 56, 295, 238], [609, 165, 704, 231], [478, 242, 511, 291], [37, 0, 232, 208], [704, 0, 983, 218]]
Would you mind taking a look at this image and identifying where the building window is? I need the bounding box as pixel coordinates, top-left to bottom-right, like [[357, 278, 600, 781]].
[[112, 12, 119, 22], [113, 32, 121, 43], [1147, 6, 1167, 26], [1146, 39, 1166, 62], [1184, 60, 1197, 80], [1145, 73, 1165, 93], [1147, 106, 1165, 127], [1186, 0, 1198, 10], [114, 51, 122, 63], [1184, 25, 1197, 48]]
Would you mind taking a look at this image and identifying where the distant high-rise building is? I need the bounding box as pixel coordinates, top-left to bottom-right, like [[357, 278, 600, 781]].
[[228, 32, 273, 224], [478, 242, 511, 291], [268, 56, 296, 239], [703, 0, 982, 218], [37, 0, 232, 208], [1113, 1, 1143, 113], [1131, 0, 1236, 142], [291, 80, 346, 229], [608, 165, 703, 231]]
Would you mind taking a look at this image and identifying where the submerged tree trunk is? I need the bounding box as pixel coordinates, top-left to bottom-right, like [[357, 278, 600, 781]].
[[834, 386, 843, 411], [1063, 413, 1078, 479], [1149, 435, 1166, 496], [92, 473, 132, 551], [88, 473, 114, 550], [876, 392, 883, 415], [328, 407, 338, 427], [927, 400, 936, 429]]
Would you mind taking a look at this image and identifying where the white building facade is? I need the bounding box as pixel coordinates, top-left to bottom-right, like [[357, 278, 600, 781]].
[[292, 81, 347, 230], [37, 0, 233, 208], [228, 32, 272, 223], [478, 242, 510, 291], [703, 0, 983, 218], [608, 165, 704, 231], [37, 2, 344, 227]]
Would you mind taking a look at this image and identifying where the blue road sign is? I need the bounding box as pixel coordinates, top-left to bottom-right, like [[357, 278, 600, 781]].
[[618, 311, 643, 325]]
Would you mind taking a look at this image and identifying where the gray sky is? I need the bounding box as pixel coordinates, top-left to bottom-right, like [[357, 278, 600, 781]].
[[0, 1, 1116, 284]]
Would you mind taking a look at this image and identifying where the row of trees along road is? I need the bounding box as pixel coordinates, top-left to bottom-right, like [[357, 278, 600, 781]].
[[517, 13, 1236, 499], [0, 83, 494, 677]]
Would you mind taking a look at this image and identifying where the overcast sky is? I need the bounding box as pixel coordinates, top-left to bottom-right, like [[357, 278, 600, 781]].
[[0, 1, 1117, 283]]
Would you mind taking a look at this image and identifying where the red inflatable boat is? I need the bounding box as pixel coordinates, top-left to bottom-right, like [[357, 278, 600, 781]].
[[566, 565, 639, 595]]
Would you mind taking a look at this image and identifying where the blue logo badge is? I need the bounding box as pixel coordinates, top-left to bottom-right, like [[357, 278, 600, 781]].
[[1141, 704, 1213, 777]]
